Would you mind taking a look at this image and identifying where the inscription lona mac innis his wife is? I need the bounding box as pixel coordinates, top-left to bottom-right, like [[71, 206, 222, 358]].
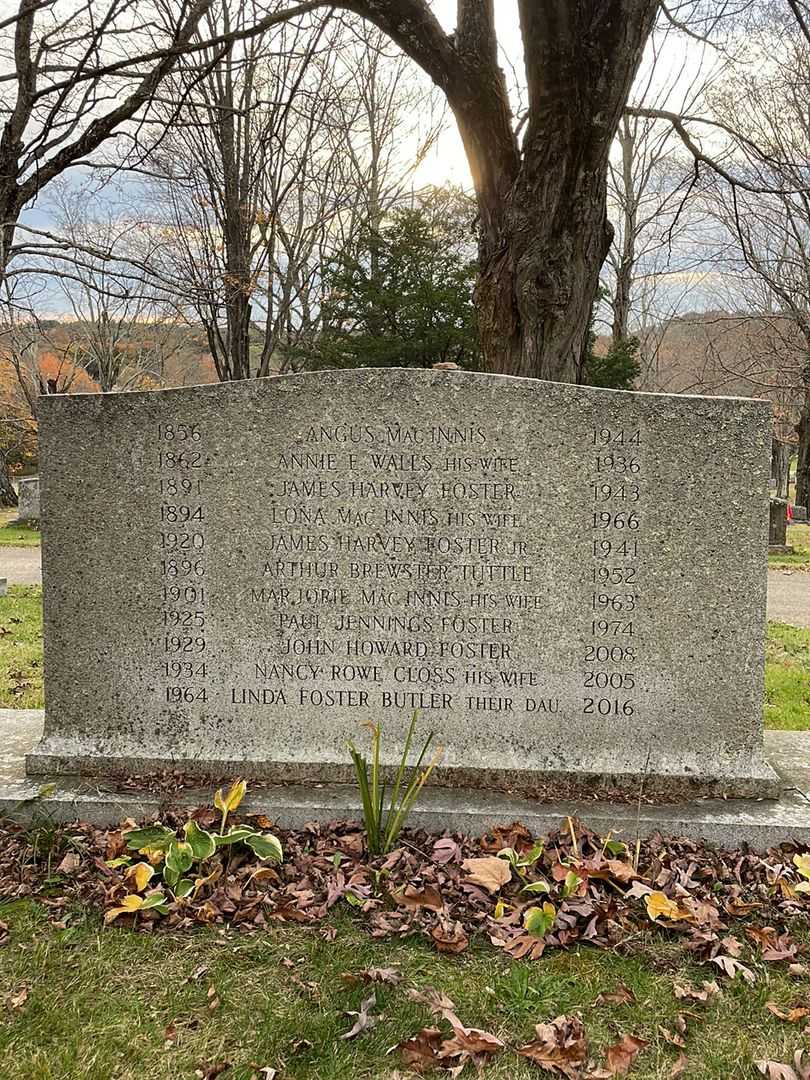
[[27, 369, 779, 798]]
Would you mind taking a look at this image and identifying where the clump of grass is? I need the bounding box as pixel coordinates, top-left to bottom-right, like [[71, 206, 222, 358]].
[[0, 584, 43, 708], [765, 621, 810, 729], [0, 507, 40, 547], [348, 711, 443, 854]]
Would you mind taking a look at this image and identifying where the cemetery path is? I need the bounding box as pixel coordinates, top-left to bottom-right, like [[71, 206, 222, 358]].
[[0, 546, 41, 585], [767, 568, 810, 628]]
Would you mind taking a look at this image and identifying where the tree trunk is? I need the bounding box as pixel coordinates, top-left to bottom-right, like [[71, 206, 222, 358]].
[[771, 438, 791, 499], [796, 394, 810, 509], [0, 455, 18, 508], [474, 172, 613, 382], [450, 1, 657, 382]]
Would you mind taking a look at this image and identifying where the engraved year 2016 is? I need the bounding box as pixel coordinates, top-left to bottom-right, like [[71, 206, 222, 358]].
[[584, 697, 634, 716]]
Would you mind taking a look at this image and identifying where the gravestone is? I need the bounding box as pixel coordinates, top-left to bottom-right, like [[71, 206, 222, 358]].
[[769, 498, 789, 551], [27, 370, 778, 799], [16, 476, 40, 522], [793, 505, 808, 523]]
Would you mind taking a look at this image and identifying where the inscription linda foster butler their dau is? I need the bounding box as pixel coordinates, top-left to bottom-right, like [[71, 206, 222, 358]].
[[28, 369, 779, 798]]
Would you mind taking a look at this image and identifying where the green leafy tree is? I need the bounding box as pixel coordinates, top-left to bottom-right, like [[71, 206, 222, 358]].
[[315, 200, 480, 370]]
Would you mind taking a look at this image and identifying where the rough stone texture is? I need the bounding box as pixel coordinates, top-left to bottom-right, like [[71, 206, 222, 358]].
[[770, 498, 788, 546], [27, 370, 776, 797], [16, 476, 39, 522], [3, 711, 810, 851]]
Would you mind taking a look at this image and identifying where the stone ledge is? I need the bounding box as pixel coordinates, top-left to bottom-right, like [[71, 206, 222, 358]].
[[1, 777, 809, 852], [2, 711, 808, 851]]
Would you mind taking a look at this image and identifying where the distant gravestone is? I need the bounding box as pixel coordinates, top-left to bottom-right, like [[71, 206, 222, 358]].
[[793, 505, 808, 523], [27, 371, 778, 798], [16, 476, 40, 522], [769, 498, 789, 551]]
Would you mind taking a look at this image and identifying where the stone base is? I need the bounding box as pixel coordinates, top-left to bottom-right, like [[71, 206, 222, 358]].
[[769, 545, 795, 554], [1, 711, 807, 852], [1, 776, 809, 853], [24, 744, 782, 802]]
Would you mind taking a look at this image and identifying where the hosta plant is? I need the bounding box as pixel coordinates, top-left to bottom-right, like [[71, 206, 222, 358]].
[[105, 779, 282, 918]]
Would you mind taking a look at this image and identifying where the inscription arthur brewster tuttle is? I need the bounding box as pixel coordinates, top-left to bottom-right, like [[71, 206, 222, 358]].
[[27, 368, 779, 798]]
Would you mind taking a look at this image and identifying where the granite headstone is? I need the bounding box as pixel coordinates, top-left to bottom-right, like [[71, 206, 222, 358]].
[[27, 370, 778, 798]]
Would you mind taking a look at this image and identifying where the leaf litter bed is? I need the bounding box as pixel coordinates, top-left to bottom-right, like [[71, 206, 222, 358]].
[[1, 811, 809, 1078]]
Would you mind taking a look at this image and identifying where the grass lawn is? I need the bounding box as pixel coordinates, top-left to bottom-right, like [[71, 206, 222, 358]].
[[0, 585, 43, 708], [0, 507, 40, 548], [769, 523, 810, 570], [0, 899, 807, 1080], [2, 586, 809, 728]]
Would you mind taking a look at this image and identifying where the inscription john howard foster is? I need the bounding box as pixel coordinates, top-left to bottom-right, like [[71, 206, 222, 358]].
[[28, 369, 779, 798]]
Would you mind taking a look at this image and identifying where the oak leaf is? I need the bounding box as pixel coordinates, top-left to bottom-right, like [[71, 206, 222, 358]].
[[517, 1014, 587, 1077], [462, 856, 512, 894], [606, 1034, 648, 1075]]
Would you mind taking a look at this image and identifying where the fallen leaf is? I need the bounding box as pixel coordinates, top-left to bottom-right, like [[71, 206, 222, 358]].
[[606, 1034, 648, 1075], [517, 1014, 587, 1077], [595, 984, 636, 1006], [431, 920, 469, 955], [709, 955, 756, 983], [670, 1054, 688, 1078], [194, 1063, 231, 1080], [8, 986, 28, 1010], [395, 884, 444, 912], [462, 856, 512, 894], [765, 1002, 810, 1023], [341, 993, 378, 1040], [432, 837, 462, 864], [672, 979, 720, 1002], [754, 1059, 802, 1080], [56, 852, 80, 875], [645, 891, 691, 922], [397, 1027, 444, 1072], [340, 967, 402, 987]]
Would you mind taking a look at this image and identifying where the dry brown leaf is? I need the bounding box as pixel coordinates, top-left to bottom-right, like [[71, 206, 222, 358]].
[[341, 993, 378, 1040], [672, 979, 720, 1002], [397, 1027, 445, 1073], [395, 884, 445, 912], [606, 1034, 649, 1075], [670, 1054, 688, 1078], [765, 1002, 810, 1023], [595, 984, 636, 1006], [341, 967, 402, 987], [431, 920, 469, 955], [517, 1014, 587, 1078], [709, 955, 756, 983], [8, 986, 28, 1010], [462, 856, 512, 894]]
